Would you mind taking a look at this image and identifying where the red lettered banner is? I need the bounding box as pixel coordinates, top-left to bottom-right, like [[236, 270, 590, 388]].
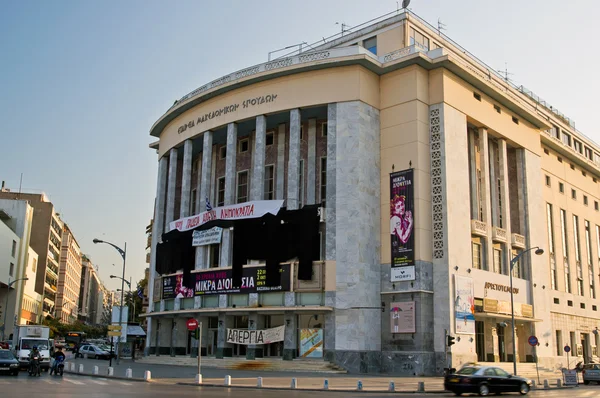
[[168, 200, 284, 232]]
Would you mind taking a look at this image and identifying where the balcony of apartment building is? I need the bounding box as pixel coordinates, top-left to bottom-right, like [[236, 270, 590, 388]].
[[44, 274, 57, 294]]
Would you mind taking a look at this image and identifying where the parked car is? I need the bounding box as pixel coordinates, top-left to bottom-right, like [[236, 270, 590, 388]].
[[0, 349, 20, 376], [0, 342, 9, 350], [583, 363, 600, 385], [98, 344, 116, 358], [444, 365, 532, 396], [78, 344, 111, 360]]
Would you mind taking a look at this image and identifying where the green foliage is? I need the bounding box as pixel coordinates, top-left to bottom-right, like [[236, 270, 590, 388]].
[[42, 315, 108, 339]]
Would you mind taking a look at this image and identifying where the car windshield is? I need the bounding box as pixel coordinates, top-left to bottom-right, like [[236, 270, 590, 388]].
[[0, 351, 15, 359], [21, 339, 48, 350], [456, 367, 479, 375]]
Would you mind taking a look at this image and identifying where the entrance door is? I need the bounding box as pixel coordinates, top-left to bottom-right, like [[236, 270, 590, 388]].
[[582, 334, 590, 362], [208, 330, 217, 356], [497, 323, 506, 362], [186, 331, 192, 355], [475, 321, 485, 362]]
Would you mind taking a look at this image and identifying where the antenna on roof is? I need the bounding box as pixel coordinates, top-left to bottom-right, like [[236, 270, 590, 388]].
[[497, 62, 515, 83], [437, 18, 447, 35], [335, 22, 351, 36]]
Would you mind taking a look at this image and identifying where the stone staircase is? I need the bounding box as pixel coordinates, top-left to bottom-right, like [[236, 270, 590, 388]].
[[478, 362, 562, 380], [137, 356, 347, 373]]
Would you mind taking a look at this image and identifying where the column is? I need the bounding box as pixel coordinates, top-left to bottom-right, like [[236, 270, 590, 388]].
[[154, 319, 161, 356], [195, 131, 213, 273], [194, 155, 202, 213], [491, 327, 500, 362], [283, 312, 297, 360], [468, 129, 478, 219], [180, 139, 193, 218], [498, 139, 512, 274], [170, 319, 177, 357], [220, 123, 237, 266], [489, 142, 499, 227], [216, 313, 234, 358], [479, 128, 493, 272], [287, 109, 301, 209], [275, 123, 286, 199], [325, 105, 336, 261], [306, 118, 317, 204], [246, 314, 265, 360], [250, 115, 266, 200], [165, 148, 178, 228], [145, 155, 168, 356]]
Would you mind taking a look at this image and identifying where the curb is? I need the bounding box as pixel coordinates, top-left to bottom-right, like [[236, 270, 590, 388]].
[[64, 370, 149, 383], [133, 361, 347, 374]]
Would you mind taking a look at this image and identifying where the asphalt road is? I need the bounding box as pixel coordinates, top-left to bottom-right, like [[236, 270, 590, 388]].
[[0, 371, 599, 397]]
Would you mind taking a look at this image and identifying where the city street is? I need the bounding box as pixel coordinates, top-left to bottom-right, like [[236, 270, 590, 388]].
[[0, 372, 599, 397]]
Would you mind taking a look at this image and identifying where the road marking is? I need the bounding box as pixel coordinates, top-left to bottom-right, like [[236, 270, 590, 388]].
[[63, 378, 85, 385], [42, 379, 60, 384], [118, 381, 133, 386], [90, 380, 107, 385]]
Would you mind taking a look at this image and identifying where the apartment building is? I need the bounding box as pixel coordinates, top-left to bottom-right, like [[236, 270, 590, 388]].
[[56, 224, 82, 323]]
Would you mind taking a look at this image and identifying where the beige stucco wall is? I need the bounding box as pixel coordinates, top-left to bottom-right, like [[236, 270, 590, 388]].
[[158, 66, 380, 157], [376, 24, 405, 56]]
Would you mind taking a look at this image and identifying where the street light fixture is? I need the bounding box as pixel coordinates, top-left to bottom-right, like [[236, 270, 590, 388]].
[[94, 238, 127, 365], [509, 246, 544, 376], [1, 277, 28, 340]]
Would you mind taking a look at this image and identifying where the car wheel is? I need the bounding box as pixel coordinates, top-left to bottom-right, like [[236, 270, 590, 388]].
[[478, 383, 490, 396], [519, 382, 529, 395], [584, 380, 590, 385]]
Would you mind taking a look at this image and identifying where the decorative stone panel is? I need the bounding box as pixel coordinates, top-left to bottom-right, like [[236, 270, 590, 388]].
[[430, 108, 444, 259]]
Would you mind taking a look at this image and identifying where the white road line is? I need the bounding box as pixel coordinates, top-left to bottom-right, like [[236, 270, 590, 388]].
[[90, 380, 107, 385], [42, 379, 60, 384], [63, 378, 85, 385], [117, 381, 133, 386]]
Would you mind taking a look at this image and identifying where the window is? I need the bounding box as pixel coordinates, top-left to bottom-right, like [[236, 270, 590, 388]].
[[191, 189, 197, 214], [562, 132, 571, 146], [299, 159, 305, 208], [596, 201, 599, 211], [594, 305, 598, 311], [266, 132, 274, 146], [300, 125, 304, 141], [574, 215, 583, 296], [363, 36, 377, 54], [556, 331, 563, 356], [585, 147, 593, 160], [32, 258, 37, 273], [512, 117, 519, 125], [238, 138, 249, 153], [584, 196, 589, 205], [219, 146, 226, 159], [493, 247, 502, 274], [545, 175, 551, 186], [572, 189, 577, 199], [512, 249, 522, 279], [209, 244, 220, 268], [568, 300, 573, 307], [11, 240, 16, 257], [581, 303, 586, 309], [472, 241, 482, 269], [320, 157, 327, 205], [570, 332, 576, 353], [559, 182, 564, 193], [574, 140, 583, 154], [550, 125, 560, 139], [9, 263, 14, 277], [497, 178, 503, 228], [236, 171, 248, 203], [264, 165, 274, 200], [410, 28, 429, 50], [494, 104, 501, 113], [585, 221, 595, 298], [473, 92, 481, 101], [547, 203, 558, 290], [217, 177, 225, 207], [561, 209, 571, 293], [554, 298, 560, 304], [321, 123, 328, 137]]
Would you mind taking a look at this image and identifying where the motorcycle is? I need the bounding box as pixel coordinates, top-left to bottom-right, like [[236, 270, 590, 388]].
[[28, 355, 42, 377], [50, 357, 65, 376]]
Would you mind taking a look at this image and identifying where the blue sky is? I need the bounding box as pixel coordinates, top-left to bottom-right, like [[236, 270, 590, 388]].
[[1, 0, 597, 291]]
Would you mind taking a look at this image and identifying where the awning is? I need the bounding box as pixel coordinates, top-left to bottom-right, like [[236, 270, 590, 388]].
[[475, 312, 542, 323], [127, 325, 146, 336]]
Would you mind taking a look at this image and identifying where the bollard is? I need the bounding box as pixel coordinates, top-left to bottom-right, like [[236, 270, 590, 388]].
[[323, 379, 329, 390], [70, 363, 75, 372], [357, 380, 363, 391], [126, 368, 133, 378], [530, 381, 536, 390], [418, 381, 425, 392], [108, 367, 114, 376], [93, 366, 99, 375], [291, 378, 297, 389], [84, 354, 88, 360], [543, 379, 549, 389], [388, 381, 395, 392], [257, 377, 263, 388], [145, 371, 152, 381], [556, 379, 562, 388], [194, 374, 202, 384], [224, 375, 231, 386], [78, 364, 84, 373]]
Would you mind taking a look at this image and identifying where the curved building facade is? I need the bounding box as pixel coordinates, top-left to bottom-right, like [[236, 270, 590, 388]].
[[145, 11, 600, 375]]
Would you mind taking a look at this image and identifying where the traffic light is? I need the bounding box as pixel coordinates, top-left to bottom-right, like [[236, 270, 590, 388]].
[[447, 335, 456, 347]]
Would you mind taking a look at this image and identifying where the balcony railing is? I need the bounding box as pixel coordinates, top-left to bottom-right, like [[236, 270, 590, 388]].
[[511, 233, 526, 249], [492, 226, 507, 243], [471, 220, 487, 237]]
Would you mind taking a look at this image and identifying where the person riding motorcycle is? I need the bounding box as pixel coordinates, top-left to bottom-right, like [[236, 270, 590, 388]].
[[28, 345, 42, 375], [50, 346, 65, 375]]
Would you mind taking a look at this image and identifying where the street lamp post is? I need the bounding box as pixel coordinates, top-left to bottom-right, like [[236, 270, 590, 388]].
[[94, 238, 126, 365], [1, 277, 29, 341], [509, 246, 544, 376], [113, 276, 132, 322]]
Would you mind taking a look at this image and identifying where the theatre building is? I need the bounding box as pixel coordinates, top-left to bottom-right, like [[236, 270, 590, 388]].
[[144, 10, 600, 374]]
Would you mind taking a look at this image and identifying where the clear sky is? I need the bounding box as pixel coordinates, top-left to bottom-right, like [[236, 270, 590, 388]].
[[1, 0, 598, 291]]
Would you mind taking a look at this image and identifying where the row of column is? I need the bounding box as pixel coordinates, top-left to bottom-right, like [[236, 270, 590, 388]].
[[146, 108, 323, 354]]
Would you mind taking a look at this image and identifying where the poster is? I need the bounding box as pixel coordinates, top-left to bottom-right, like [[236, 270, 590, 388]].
[[390, 302, 416, 333], [300, 329, 323, 358], [194, 264, 291, 295], [192, 227, 223, 246], [226, 325, 285, 345], [153, 277, 161, 302], [454, 275, 475, 334], [390, 169, 415, 281], [162, 273, 194, 299]]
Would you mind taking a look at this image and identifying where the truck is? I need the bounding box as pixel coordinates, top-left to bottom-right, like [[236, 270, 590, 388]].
[[12, 325, 51, 371]]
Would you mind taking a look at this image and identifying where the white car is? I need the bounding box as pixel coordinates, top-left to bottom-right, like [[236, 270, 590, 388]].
[[78, 344, 111, 360]]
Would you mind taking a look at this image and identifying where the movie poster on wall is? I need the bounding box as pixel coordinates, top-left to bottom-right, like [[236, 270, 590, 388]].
[[454, 275, 476, 334], [390, 302, 416, 333], [390, 169, 415, 282], [162, 273, 194, 299]]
